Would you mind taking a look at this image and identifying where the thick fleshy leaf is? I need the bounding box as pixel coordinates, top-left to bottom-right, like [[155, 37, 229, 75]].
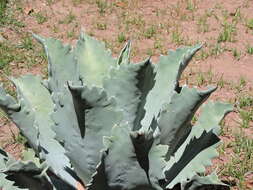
[[12, 75, 76, 187], [130, 130, 154, 175], [52, 85, 122, 184], [0, 148, 49, 190], [75, 33, 116, 88], [104, 58, 155, 130], [194, 101, 233, 134], [103, 124, 156, 190], [141, 45, 202, 130], [0, 81, 38, 150], [181, 172, 229, 190], [0, 75, 77, 187], [33, 34, 80, 93], [148, 140, 168, 189], [163, 102, 233, 189], [157, 86, 217, 157], [130, 129, 168, 189], [164, 130, 220, 189], [86, 152, 109, 190]]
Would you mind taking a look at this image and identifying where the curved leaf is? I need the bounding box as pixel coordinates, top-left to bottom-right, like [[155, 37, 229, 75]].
[[164, 130, 220, 189], [0, 148, 48, 190], [195, 101, 233, 134], [0, 75, 77, 187], [103, 124, 156, 190], [75, 33, 116, 87], [163, 102, 233, 189], [181, 172, 229, 190], [52, 85, 122, 184], [33, 34, 80, 93], [86, 152, 109, 190], [157, 86, 217, 158], [141, 45, 202, 130], [104, 58, 155, 130]]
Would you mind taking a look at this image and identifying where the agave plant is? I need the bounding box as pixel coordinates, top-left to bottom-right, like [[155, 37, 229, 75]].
[[0, 33, 233, 190]]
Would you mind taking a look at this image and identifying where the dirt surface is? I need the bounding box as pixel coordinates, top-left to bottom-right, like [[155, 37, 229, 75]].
[[0, 0, 252, 189]]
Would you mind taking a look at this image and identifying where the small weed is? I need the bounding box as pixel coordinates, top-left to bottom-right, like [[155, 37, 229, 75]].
[[209, 43, 226, 57], [217, 22, 236, 43], [239, 77, 246, 88], [171, 28, 184, 45], [221, 9, 229, 20], [232, 8, 242, 24], [96, 0, 107, 14], [34, 12, 48, 24], [196, 72, 205, 86], [117, 32, 126, 43], [0, 37, 46, 72], [146, 48, 154, 56], [246, 18, 253, 30], [0, 0, 7, 21], [197, 15, 209, 33], [19, 35, 34, 50], [67, 30, 75, 39], [154, 39, 163, 50], [234, 77, 247, 92], [46, 0, 54, 5], [221, 134, 253, 189], [96, 22, 107, 30], [217, 75, 225, 88], [124, 15, 145, 29], [59, 12, 76, 24], [52, 25, 60, 33], [186, 0, 196, 11], [238, 95, 253, 108], [0, 0, 25, 27], [143, 25, 156, 39], [0, 43, 14, 69], [206, 69, 213, 83], [196, 49, 209, 60], [246, 45, 253, 54], [232, 48, 241, 60], [8, 18, 25, 27], [239, 109, 253, 128]]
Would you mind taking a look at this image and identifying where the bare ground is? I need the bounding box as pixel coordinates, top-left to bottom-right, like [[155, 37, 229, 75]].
[[0, 0, 252, 189]]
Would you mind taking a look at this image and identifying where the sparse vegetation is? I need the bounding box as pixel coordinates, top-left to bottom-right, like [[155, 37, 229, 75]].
[[171, 28, 185, 45], [246, 18, 253, 30], [220, 133, 253, 189], [232, 48, 241, 60], [96, 0, 107, 14], [0, 0, 253, 189], [143, 25, 156, 39], [59, 12, 76, 24], [197, 14, 209, 33], [117, 32, 126, 43], [34, 12, 48, 24], [96, 22, 107, 30], [246, 45, 253, 54], [0, 0, 7, 23], [186, 0, 196, 11], [218, 22, 237, 43]]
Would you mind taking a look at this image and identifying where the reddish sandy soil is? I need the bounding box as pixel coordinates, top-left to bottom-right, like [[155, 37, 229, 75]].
[[0, 0, 252, 189]]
